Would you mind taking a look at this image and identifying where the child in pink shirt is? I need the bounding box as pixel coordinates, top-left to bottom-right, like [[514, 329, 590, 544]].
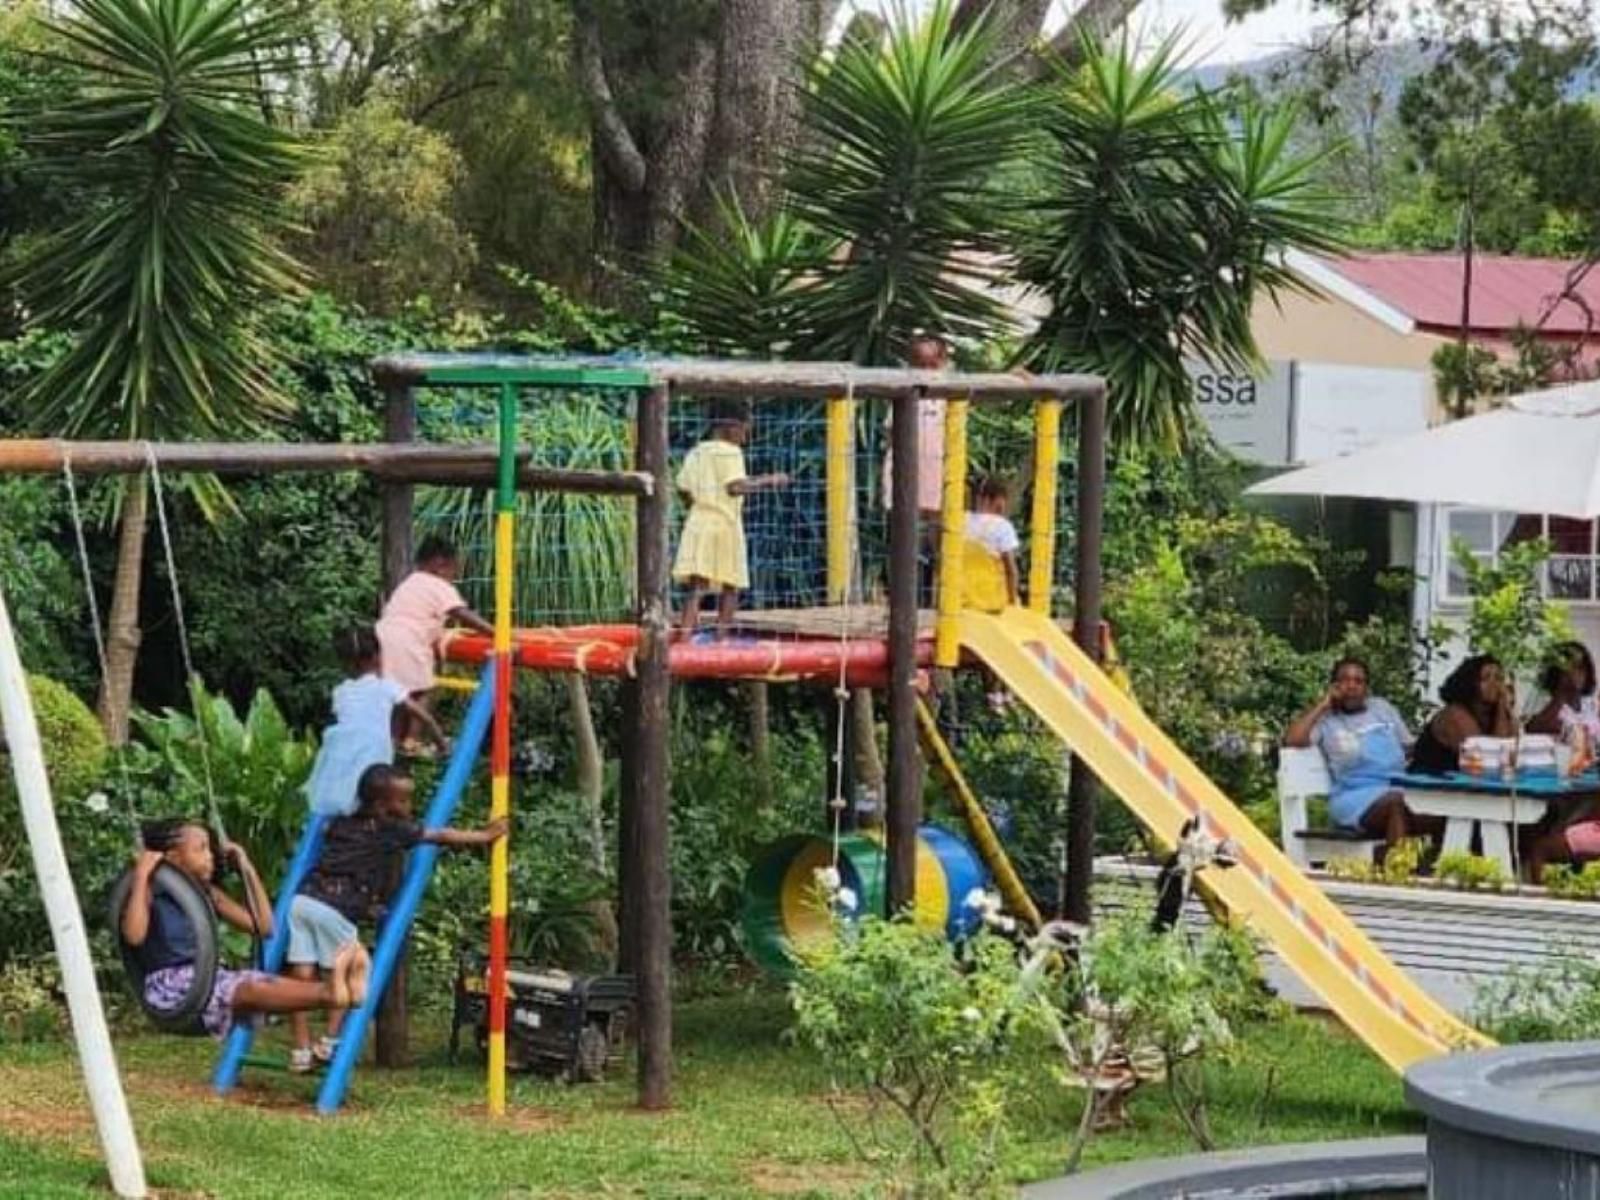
[[376, 537, 494, 756]]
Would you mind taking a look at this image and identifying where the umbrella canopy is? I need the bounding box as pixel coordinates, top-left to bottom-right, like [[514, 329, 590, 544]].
[[1248, 381, 1600, 518]]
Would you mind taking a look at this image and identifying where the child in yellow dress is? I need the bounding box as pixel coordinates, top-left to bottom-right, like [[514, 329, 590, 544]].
[[961, 477, 1021, 710], [674, 401, 789, 636]]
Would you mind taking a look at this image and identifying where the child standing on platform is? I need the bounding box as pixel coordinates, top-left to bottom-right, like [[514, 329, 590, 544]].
[[376, 537, 495, 756], [673, 400, 789, 637], [305, 627, 448, 817], [961, 476, 1021, 710]]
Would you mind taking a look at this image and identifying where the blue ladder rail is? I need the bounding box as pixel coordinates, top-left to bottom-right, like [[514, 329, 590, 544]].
[[211, 659, 497, 1111]]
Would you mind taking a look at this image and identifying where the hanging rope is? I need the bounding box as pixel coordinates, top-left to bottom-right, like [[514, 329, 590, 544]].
[[828, 379, 857, 874], [62, 456, 144, 850], [142, 444, 224, 852], [143, 445, 264, 964]]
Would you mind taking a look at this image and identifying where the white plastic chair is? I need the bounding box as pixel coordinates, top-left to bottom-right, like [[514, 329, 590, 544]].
[[1276, 746, 1383, 869]]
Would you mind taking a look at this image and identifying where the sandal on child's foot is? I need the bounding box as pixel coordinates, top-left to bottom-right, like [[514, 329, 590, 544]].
[[313, 1036, 339, 1065], [289, 1048, 315, 1075]]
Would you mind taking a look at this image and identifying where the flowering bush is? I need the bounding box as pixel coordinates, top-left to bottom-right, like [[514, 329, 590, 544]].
[[789, 910, 1051, 1198]]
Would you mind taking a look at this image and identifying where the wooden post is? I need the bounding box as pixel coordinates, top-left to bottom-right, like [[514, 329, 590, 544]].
[[631, 384, 673, 1109], [374, 859, 410, 1068], [886, 393, 922, 917], [376, 380, 413, 1066], [1064, 385, 1107, 926], [380, 383, 416, 596]]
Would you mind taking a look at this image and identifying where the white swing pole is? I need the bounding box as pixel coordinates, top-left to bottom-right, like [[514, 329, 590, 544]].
[[0, 582, 147, 1198]]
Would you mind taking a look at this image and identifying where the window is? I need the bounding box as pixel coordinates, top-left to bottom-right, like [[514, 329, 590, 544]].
[[1440, 509, 1599, 602]]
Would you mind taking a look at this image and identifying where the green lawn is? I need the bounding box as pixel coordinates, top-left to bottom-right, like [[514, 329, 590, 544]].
[[0, 992, 1416, 1198]]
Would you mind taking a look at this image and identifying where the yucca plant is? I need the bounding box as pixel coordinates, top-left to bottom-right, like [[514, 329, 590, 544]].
[[663, 190, 832, 358], [1016, 36, 1345, 450], [8, 0, 306, 741], [785, 0, 1036, 365]]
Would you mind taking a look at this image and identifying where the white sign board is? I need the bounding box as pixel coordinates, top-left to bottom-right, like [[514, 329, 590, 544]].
[[1292, 364, 1430, 465], [1185, 360, 1293, 466]]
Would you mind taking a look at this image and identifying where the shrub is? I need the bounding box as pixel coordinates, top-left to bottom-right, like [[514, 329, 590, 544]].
[[1474, 953, 1600, 1042], [1044, 912, 1270, 1169], [0, 676, 115, 967], [0, 961, 64, 1043], [1540, 861, 1600, 900], [1434, 851, 1508, 892], [790, 914, 1049, 1198]]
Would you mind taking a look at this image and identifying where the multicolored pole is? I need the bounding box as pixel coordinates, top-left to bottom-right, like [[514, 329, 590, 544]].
[[488, 381, 517, 1115]]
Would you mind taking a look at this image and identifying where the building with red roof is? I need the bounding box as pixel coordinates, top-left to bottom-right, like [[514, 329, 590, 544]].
[[1258, 251, 1600, 413]]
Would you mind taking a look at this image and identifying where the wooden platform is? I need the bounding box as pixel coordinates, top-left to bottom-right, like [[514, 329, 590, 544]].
[[732, 605, 936, 640]]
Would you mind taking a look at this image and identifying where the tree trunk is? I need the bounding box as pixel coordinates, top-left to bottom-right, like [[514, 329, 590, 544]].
[[952, 0, 1143, 74], [565, 672, 606, 873], [98, 475, 149, 745], [573, 0, 843, 294], [742, 680, 774, 815]]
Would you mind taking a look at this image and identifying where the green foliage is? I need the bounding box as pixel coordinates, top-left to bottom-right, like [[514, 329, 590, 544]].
[[790, 916, 1048, 1196], [1453, 536, 1573, 690], [292, 98, 478, 314], [9, 0, 306, 442], [418, 393, 636, 624], [0, 961, 64, 1043], [0, 476, 88, 689], [0, 676, 119, 968], [1046, 912, 1270, 1163], [1106, 498, 1323, 820], [128, 681, 317, 884], [1539, 860, 1600, 900], [1434, 851, 1509, 891], [1473, 952, 1600, 1043], [663, 192, 828, 357], [1017, 37, 1344, 449], [1, 675, 108, 808], [785, 0, 1035, 364], [671, 719, 826, 962]]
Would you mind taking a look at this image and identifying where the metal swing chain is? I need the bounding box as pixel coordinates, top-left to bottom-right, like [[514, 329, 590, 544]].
[[61, 456, 143, 849], [143, 445, 269, 964]]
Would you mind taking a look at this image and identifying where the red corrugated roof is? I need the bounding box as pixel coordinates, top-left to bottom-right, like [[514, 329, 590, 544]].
[[1319, 252, 1600, 338]]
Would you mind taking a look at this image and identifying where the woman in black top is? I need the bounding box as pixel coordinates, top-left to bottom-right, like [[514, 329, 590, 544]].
[[1411, 654, 1516, 774]]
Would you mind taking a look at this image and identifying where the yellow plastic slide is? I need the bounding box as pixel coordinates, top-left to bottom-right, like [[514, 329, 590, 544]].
[[959, 606, 1490, 1073]]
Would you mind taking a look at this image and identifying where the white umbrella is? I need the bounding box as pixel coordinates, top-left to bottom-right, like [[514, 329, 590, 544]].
[[1248, 380, 1600, 517]]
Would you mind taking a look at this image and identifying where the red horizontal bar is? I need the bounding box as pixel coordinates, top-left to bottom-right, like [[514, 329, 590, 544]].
[[444, 630, 932, 684]]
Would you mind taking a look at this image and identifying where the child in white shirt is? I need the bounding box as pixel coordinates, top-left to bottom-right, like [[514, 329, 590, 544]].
[[961, 477, 1021, 710], [304, 627, 447, 817]]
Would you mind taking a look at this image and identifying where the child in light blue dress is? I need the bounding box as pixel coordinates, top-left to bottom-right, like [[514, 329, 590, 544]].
[[304, 628, 447, 817]]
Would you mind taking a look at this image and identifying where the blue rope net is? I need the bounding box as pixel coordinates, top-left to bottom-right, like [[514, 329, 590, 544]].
[[405, 380, 1045, 630]]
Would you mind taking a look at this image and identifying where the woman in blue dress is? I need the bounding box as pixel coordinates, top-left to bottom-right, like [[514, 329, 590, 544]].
[[1286, 658, 1444, 849]]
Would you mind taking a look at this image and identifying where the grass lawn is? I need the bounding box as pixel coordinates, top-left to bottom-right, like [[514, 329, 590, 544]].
[[0, 989, 1416, 1198]]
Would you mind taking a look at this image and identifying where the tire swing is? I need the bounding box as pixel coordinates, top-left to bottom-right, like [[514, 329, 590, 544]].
[[104, 860, 220, 1037], [64, 450, 256, 1037]]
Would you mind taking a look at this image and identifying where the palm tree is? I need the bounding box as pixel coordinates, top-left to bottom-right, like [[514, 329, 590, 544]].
[[10, 0, 306, 742], [1016, 36, 1345, 449], [667, 0, 1037, 799], [785, 0, 1036, 364]]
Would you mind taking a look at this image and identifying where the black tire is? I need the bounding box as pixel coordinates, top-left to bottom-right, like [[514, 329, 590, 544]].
[[106, 863, 219, 1037]]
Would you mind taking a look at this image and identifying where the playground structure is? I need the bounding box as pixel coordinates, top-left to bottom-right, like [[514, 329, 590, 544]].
[[0, 350, 1493, 1183]]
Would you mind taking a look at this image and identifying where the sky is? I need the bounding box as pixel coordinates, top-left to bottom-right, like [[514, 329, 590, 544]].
[[852, 0, 1318, 66]]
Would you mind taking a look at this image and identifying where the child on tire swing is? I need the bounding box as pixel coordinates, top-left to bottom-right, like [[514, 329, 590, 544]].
[[284, 763, 507, 1073], [121, 821, 371, 1038]]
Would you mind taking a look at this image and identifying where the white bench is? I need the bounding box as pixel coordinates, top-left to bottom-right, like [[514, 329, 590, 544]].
[[1277, 746, 1384, 869]]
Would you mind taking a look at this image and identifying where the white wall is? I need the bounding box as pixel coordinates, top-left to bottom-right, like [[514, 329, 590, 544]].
[[1292, 363, 1431, 465]]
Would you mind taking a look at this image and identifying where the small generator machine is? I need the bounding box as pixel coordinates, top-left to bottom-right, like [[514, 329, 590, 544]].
[[449, 953, 634, 1083]]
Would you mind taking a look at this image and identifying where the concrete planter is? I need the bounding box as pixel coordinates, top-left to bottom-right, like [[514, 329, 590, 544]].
[[1094, 856, 1600, 1016]]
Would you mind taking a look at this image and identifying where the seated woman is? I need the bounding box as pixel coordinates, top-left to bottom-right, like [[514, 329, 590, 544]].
[[1525, 640, 1600, 743], [1410, 654, 1515, 774], [1285, 657, 1438, 847]]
